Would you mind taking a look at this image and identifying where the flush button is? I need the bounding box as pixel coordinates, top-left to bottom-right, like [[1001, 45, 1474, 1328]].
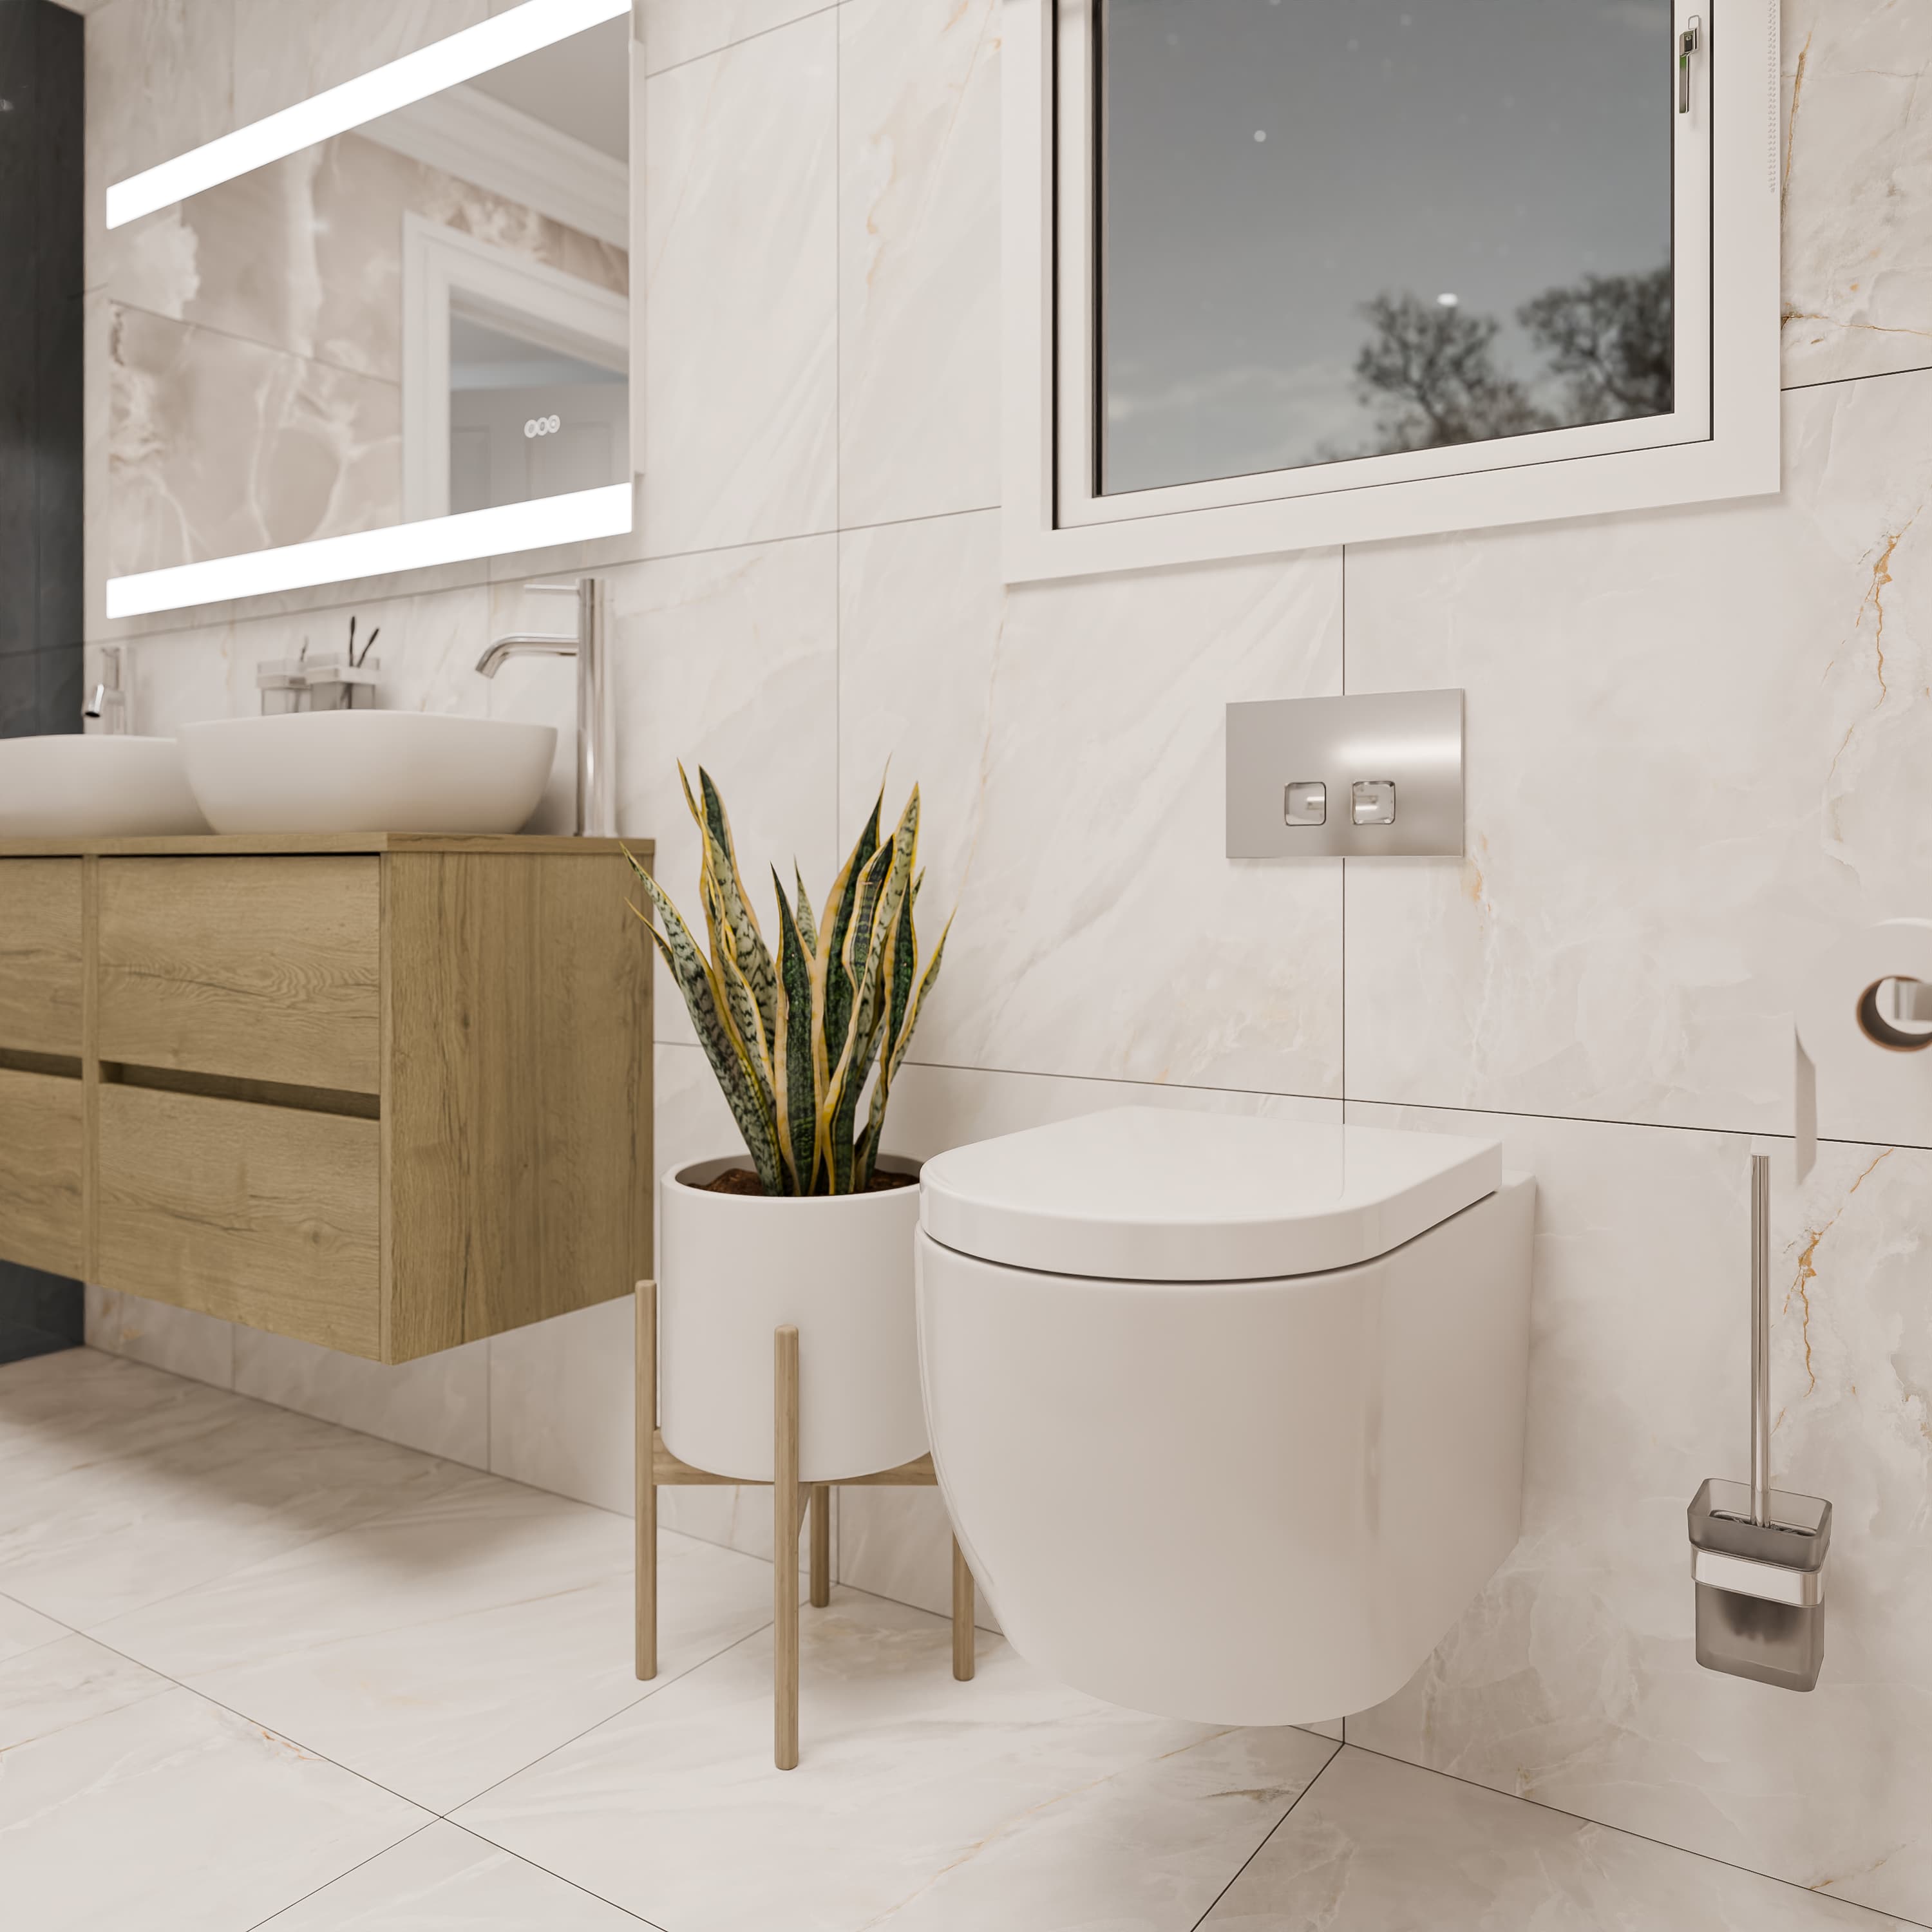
[[1284, 781, 1327, 827], [1351, 780, 1396, 826]]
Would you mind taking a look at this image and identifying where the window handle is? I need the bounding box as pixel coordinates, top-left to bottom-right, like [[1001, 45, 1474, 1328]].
[[1678, 15, 1701, 113]]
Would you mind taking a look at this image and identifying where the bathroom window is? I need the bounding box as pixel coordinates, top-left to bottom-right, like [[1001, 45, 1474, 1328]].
[[1003, 0, 1781, 582]]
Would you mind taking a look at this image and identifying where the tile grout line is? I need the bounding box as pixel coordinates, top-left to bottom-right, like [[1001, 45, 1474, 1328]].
[[642, 0, 846, 82], [1184, 1736, 1345, 1931], [444, 1821, 670, 1930], [1336, 1739, 1932, 1932], [240, 1820, 443, 1932]]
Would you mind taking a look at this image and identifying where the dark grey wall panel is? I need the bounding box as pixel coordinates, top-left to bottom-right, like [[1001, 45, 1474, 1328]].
[[1, 0, 84, 1363]]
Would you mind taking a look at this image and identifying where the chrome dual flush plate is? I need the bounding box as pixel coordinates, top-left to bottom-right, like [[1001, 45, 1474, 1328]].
[[1225, 690, 1465, 858]]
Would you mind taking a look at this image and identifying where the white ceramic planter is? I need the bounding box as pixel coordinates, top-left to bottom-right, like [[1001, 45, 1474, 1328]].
[[657, 1155, 928, 1482]]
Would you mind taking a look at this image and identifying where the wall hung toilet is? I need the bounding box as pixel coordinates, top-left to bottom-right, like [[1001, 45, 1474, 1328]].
[[916, 1107, 1535, 1727]]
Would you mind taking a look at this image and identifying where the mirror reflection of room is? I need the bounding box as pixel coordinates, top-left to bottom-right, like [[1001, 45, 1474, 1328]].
[[105, 14, 629, 580]]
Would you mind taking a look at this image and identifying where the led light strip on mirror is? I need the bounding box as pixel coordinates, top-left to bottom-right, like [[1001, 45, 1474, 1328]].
[[102, 0, 635, 618], [105, 0, 630, 229], [105, 485, 633, 621]]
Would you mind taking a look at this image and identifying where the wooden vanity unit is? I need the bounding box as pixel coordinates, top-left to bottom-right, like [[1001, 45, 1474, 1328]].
[[0, 835, 653, 1362]]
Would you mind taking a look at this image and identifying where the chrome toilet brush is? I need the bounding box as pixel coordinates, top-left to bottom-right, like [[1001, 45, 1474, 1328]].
[[1687, 1153, 1832, 1690]]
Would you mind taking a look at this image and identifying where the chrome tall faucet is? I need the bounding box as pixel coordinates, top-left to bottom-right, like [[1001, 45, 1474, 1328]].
[[83, 646, 128, 733], [475, 577, 612, 837]]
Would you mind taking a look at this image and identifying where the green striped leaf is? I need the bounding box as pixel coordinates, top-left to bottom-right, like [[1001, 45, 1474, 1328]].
[[771, 870, 821, 1195], [684, 765, 778, 1057]]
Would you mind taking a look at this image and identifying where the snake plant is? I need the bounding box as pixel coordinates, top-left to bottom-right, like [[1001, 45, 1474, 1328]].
[[625, 767, 949, 1197]]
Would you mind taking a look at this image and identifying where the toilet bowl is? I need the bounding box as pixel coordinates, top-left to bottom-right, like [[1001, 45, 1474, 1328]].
[[916, 1106, 1534, 1727]]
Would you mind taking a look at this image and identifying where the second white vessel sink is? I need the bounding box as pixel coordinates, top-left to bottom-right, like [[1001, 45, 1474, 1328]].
[[0, 735, 207, 837], [178, 713, 559, 836]]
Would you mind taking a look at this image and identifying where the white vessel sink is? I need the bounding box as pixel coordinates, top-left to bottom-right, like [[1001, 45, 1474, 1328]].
[[0, 735, 208, 837], [178, 712, 558, 836]]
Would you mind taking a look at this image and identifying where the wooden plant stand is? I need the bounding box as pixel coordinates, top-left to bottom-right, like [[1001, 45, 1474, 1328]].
[[632, 1280, 976, 1770]]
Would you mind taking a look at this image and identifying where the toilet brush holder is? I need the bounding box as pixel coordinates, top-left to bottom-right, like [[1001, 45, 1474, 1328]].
[[1688, 1153, 1831, 1691]]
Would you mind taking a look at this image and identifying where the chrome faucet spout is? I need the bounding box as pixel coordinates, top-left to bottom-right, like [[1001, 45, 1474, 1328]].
[[477, 581, 611, 835]]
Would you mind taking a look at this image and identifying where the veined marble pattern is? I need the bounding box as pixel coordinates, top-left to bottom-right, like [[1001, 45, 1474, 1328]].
[[263, 1821, 644, 1930], [1202, 1747, 1913, 1931], [231, 0, 487, 124], [641, 0, 831, 76], [1345, 1104, 1932, 1925], [1781, 0, 1932, 389], [0, 1350, 474, 1628], [837, 0, 1001, 527], [643, 12, 838, 555], [840, 512, 1347, 1097], [457, 1587, 1341, 1932], [0, 1633, 430, 1932], [1344, 373, 1932, 1146], [605, 537, 841, 1053], [84, 1282, 235, 1390], [7, 1345, 1917, 1931], [95, 1470, 777, 1813]]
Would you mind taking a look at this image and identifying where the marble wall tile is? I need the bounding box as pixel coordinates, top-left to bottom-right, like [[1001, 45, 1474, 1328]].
[[841, 511, 1347, 1096], [837, 0, 1000, 527], [643, 14, 837, 554], [1204, 1747, 1908, 1931], [641, 0, 831, 77], [232, 1330, 490, 1470], [1343, 372, 1932, 1146], [85, 1284, 234, 1389], [230, 0, 486, 125], [605, 537, 840, 1048], [1782, 0, 1932, 389], [1343, 1103, 1932, 1925]]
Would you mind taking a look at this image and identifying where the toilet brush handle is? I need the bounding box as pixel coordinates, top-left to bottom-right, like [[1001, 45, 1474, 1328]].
[[1750, 1153, 1772, 1527]]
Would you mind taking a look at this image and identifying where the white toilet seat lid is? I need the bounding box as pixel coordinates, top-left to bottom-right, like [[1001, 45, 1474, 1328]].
[[918, 1106, 1502, 1282]]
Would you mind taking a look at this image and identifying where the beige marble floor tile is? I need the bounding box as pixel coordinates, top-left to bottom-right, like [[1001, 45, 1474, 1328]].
[[261, 1821, 647, 1929], [0, 1352, 473, 1629], [457, 1587, 1338, 1931], [0, 1591, 68, 1666], [1202, 1748, 1908, 1931], [0, 1640, 429, 1932], [95, 1474, 779, 1815]]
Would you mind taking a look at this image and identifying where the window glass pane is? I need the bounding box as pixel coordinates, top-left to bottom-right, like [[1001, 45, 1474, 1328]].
[[1098, 0, 1676, 496]]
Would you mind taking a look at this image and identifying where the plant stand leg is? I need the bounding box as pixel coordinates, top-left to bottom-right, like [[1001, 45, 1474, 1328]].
[[635, 1280, 658, 1682], [774, 1325, 801, 1771], [952, 1535, 976, 1681], [809, 1484, 831, 1608]]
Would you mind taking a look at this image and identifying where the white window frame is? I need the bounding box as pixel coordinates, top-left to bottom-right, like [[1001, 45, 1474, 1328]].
[[401, 214, 630, 522], [1003, 0, 1781, 584]]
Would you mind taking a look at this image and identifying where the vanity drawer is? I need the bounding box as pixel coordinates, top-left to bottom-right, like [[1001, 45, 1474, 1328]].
[[98, 857, 382, 1095], [96, 1084, 381, 1356], [0, 860, 84, 1057], [0, 1067, 84, 1277]]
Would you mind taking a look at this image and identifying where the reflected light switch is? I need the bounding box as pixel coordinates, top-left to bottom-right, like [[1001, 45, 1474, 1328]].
[[1351, 780, 1396, 826], [1285, 781, 1327, 826]]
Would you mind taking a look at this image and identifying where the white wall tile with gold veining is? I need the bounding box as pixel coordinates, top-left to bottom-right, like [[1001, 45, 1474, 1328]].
[[231, 0, 487, 126], [838, 0, 1001, 526], [1344, 1103, 1932, 1926], [841, 511, 1345, 1095], [1782, 0, 1932, 389], [606, 538, 840, 1048], [232, 1331, 490, 1471], [84, 1285, 234, 1390], [1344, 374, 1932, 1144], [641, 0, 831, 76], [643, 15, 837, 554]]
